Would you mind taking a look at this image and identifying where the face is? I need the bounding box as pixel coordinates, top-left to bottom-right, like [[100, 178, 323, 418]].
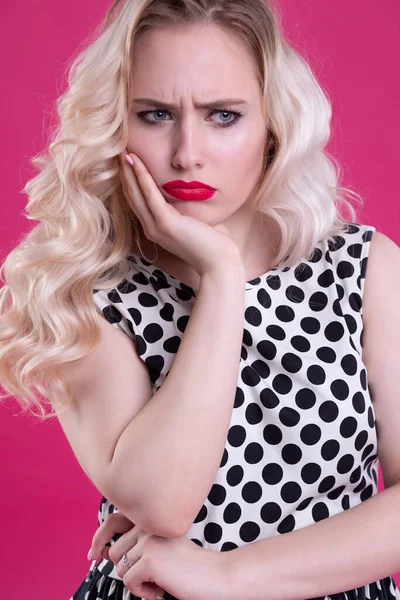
[[127, 23, 268, 228]]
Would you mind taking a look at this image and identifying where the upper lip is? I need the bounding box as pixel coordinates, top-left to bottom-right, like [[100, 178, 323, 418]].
[[162, 180, 216, 190]]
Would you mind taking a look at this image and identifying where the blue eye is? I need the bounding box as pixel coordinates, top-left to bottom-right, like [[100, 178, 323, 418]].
[[136, 108, 243, 128]]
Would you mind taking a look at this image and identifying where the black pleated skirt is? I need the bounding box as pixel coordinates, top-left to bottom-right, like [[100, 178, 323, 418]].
[[70, 559, 400, 600]]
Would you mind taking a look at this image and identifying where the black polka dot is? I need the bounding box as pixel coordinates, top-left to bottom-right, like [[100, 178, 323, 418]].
[[227, 426, 247, 447], [281, 481, 302, 503], [258, 339, 277, 360], [286, 285, 305, 303], [279, 408, 301, 428], [291, 335, 310, 352], [226, 465, 244, 486], [301, 462, 322, 484], [321, 439, 340, 460], [347, 242, 362, 260], [312, 502, 330, 522], [295, 388, 317, 409], [331, 378, 350, 400], [351, 392, 365, 414], [245, 305, 262, 326], [318, 269, 335, 288], [204, 522, 223, 544], [282, 443, 302, 464], [272, 374, 293, 394], [261, 502, 282, 523], [267, 325, 286, 340], [309, 291, 328, 311], [281, 352, 303, 373], [257, 288, 272, 308], [337, 454, 355, 474], [242, 481, 263, 503], [349, 292, 362, 312], [260, 387, 280, 409], [300, 424, 322, 445], [266, 275, 281, 290], [319, 400, 339, 423], [245, 403, 263, 424], [223, 503, 242, 524], [317, 346, 337, 363], [143, 322, 164, 343], [241, 365, 261, 387], [276, 305, 296, 322], [328, 235, 346, 252], [325, 321, 345, 342], [244, 442, 264, 464], [239, 521, 260, 543], [264, 424, 283, 445], [277, 514, 296, 533], [340, 417, 358, 438], [337, 260, 355, 279], [294, 263, 314, 282], [262, 463, 284, 485], [208, 484, 227, 506], [341, 354, 358, 376], [301, 316, 321, 334], [307, 364, 326, 385], [251, 360, 270, 379], [307, 247, 323, 263]]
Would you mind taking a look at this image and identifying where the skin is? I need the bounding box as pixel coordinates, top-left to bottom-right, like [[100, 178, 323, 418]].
[[127, 22, 280, 289]]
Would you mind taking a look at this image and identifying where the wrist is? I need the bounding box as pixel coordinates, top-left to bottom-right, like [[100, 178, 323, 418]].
[[218, 549, 238, 598], [200, 261, 246, 287]]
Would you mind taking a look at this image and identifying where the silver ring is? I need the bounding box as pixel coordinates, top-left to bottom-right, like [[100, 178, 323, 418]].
[[122, 552, 133, 568]]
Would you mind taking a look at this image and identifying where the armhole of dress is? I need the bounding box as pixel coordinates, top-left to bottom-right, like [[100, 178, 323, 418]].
[[359, 225, 377, 319], [92, 288, 136, 341]]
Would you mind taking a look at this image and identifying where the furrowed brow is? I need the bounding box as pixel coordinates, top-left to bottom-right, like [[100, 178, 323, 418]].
[[132, 98, 248, 109]]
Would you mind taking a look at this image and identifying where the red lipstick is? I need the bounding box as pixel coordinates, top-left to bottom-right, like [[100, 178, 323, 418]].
[[162, 180, 216, 201]]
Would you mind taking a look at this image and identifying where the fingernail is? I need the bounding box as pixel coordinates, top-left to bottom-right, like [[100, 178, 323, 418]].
[[87, 547, 93, 560], [125, 154, 134, 166]]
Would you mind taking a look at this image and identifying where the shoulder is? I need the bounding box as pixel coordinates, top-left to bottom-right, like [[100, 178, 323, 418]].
[[362, 230, 400, 324], [361, 229, 399, 385], [361, 230, 400, 489]]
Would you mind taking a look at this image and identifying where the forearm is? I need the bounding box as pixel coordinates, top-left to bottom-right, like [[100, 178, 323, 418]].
[[226, 483, 400, 600], [106, 263, 246, 536]]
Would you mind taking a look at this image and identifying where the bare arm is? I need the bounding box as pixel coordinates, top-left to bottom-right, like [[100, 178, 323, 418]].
[[102, 262, 246, 537]]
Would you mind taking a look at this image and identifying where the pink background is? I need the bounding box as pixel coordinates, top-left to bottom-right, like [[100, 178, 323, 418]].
[[1, 0, 399, 597]]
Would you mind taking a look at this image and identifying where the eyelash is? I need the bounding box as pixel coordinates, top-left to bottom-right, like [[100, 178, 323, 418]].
[[136, 107, 243, 129]]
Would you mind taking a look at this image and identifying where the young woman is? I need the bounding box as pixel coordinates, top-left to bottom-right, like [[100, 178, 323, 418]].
[[1, 1, 399, 600]]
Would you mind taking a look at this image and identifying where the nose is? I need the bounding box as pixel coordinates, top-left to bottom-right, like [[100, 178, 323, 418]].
[[171, 114, 204, 171]]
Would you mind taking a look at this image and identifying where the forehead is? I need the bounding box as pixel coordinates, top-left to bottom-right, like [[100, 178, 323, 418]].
[[132, 23, 260, 99]]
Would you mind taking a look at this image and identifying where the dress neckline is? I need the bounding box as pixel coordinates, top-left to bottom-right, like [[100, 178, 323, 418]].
[[128, 253, 290, 297]]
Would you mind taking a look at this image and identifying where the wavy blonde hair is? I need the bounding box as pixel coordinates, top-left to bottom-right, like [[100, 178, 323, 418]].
[[0, 0, 362, 420]]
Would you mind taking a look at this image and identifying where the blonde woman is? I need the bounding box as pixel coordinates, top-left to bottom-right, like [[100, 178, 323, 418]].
[[1, 1, 399, 599]]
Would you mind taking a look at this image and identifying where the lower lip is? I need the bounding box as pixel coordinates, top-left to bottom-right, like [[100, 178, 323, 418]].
[[162, 188, 216, 201]]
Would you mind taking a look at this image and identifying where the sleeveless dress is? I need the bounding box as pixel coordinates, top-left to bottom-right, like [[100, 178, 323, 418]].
[[70, 221, 400, 600]]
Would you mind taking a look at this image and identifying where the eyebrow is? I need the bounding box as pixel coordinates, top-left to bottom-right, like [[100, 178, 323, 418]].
[[132, 98, 248, 109]]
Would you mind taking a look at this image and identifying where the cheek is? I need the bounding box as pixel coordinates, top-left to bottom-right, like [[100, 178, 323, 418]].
[[216, 126, 265, 160], [228, 134, 265, 176]]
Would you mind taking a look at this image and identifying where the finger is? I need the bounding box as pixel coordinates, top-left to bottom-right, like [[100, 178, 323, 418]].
[[108, 526, 140, 567], [91, 513, 134, 560], [114, 536, 140, 578], [121, 551, 164, 599], [119, 151, 156, 227], [125, 151, 170, 224]]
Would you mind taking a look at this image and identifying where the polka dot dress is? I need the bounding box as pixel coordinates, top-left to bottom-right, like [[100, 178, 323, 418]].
[[70, 222, 400, 600]]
